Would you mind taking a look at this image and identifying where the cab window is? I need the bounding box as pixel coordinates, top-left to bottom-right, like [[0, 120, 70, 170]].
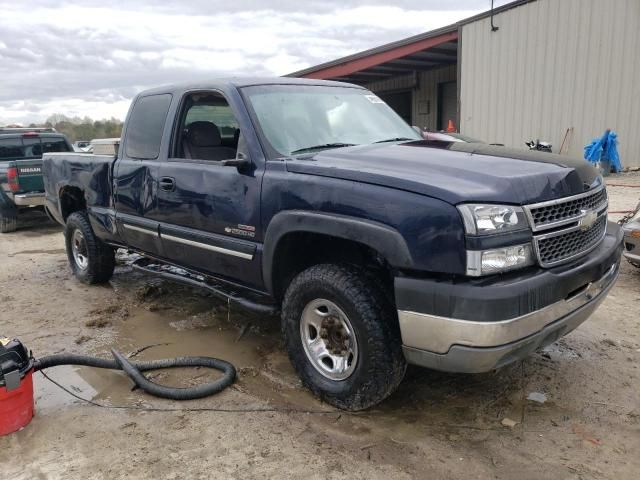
[[125, 94, 172, 160], [174, 92, 241, 161]]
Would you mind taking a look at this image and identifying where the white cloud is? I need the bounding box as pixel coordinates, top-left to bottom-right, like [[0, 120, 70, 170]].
[[0, 1, 505, 124], [1, 97, 131, 124]]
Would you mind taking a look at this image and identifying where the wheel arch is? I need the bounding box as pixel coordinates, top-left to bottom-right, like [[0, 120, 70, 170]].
[[263, 211, 413, 300], [59, 185, 87, 221]]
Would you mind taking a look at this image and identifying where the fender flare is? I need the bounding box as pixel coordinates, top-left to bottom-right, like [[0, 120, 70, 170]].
[[262, 210, 413, 295]]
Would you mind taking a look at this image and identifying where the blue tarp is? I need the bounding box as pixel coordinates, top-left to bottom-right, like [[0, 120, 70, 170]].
[[584, 130, 622, 173]]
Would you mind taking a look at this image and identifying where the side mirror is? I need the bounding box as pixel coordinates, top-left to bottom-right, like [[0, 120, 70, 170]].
[[220, 158, 249, 168], [220, 152, 250, 168]]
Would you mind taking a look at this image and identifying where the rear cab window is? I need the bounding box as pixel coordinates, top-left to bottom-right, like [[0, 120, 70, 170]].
[[125, 94, 172, 159], [0, 135, 71, 161], [42, 137, 71, 153], [0, 137, 25, 160]]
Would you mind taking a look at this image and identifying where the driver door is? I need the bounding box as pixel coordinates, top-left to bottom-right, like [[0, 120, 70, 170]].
[[155, 90, 264, 288]]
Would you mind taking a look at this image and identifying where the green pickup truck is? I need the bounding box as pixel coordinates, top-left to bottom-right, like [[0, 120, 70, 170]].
[[0, 128, 73, 232]]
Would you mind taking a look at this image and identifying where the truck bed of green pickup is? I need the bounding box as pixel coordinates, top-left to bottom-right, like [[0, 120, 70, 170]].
[[0, 131, 73, 232]]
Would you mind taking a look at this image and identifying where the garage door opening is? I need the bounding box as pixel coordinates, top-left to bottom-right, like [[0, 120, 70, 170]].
[[437, 81, 457, 131], [378, 91, 412, 125]]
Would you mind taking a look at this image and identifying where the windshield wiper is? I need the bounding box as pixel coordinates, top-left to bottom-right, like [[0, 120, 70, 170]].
[[290, 143, 357, 154], [374, 137, 415, 143]]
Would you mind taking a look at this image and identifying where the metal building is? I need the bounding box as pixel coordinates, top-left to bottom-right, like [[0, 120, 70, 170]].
[[290, 0, 640, 168]]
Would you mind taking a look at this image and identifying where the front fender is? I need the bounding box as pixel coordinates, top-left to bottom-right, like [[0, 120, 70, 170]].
[[262, 210, 413, 294]]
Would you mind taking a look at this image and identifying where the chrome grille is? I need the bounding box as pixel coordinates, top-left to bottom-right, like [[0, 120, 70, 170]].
[[525, 185, 609, 267], [525, 186, 607, 232], [534, 215, 607, 267]]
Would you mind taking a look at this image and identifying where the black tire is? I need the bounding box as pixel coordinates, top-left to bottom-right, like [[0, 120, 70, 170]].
[[64, 211, 115, 284], [0, 211, 17, 233], [282, 264, 406, 411]]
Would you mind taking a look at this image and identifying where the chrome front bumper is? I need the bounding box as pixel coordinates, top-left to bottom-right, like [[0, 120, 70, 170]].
[[13, 192, 46, 206], [399, 263, 619, 373]]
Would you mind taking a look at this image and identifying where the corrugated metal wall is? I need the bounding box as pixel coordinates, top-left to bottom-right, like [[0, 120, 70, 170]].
[[366, 65, 457, 130], [460, 0, 640, 168]]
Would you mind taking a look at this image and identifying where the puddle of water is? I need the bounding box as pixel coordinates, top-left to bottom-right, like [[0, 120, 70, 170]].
[[111, 306, 268, 367], [35, 365, 132, 411], [104, 305, 333, 410], [32, 264, 326, 413]]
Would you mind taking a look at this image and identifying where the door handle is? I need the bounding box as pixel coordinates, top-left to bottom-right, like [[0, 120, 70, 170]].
[[159, 177, 176, 192]]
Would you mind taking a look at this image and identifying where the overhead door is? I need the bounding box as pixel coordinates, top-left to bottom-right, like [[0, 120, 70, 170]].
[[378, 90, 412, 125], [438, 81, 457, 131]]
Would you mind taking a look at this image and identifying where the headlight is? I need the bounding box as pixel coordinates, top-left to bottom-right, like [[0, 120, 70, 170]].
[[466, 244, 535, 276], [458, 204, 528, 235]]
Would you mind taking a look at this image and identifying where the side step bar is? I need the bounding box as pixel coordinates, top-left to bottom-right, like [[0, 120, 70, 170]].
[[131, 258, 279, 316]]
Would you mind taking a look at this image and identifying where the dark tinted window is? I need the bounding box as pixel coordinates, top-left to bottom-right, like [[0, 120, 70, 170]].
[[0, 137, 25, 160], [23, 136, 42, 157], [0, 135, 70, 160], [42, 138, 71, 153], [125, 94, 172, 159]]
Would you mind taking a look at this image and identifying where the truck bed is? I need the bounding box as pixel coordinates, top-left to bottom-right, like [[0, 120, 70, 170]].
[[42, 152, 116, 227]]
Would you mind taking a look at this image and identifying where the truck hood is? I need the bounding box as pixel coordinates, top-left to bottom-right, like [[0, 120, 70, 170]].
[[284, 141, 600, 205]]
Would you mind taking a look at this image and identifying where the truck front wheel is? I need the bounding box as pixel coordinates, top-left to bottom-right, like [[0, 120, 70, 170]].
[[282, 264, 406, 411], [64, 212, 115, 284]]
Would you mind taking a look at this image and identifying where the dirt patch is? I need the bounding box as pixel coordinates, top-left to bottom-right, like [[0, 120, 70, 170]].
[[84, 318, 112, 328], [86, 304, 129, 327], [135, 281, 168, 301], [75, 335, 92, 345], [0, 181, 639, 479]]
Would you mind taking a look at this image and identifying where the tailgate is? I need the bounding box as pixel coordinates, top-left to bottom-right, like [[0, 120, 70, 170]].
[[13, 158, 44, 193]]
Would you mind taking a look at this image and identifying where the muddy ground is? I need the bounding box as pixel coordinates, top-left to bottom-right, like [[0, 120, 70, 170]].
[[1, 173, 639, 479]]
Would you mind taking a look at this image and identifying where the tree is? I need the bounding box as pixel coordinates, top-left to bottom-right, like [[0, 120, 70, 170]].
[[40, 114, 123, 142]]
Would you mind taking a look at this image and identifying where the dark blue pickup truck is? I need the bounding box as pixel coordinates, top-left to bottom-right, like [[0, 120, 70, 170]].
[[42, 78, 623, 410]]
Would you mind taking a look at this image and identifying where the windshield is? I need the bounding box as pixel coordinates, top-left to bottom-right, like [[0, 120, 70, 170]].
[[242, 85, 421, 158]]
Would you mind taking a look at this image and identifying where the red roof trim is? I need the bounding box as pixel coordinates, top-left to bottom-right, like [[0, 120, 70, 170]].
[[301, 30, 458, 80]]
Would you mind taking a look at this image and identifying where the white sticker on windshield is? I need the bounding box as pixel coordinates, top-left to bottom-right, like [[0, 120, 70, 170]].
[[365, 95, 384, 104]]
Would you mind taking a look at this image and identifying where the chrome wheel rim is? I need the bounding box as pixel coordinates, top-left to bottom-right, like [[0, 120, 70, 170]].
[[71, 229, 89, 270], [300, 299, 358, 381]]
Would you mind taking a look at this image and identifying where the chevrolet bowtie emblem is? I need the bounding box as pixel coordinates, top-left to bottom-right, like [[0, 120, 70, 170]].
[[579, 209, 598, 231]]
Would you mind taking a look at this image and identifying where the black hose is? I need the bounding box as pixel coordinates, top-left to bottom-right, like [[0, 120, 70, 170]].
[[33, 350, 236, 400]]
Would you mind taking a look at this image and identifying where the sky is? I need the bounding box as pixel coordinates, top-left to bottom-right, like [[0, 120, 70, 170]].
[[0, 0, 510, 124]]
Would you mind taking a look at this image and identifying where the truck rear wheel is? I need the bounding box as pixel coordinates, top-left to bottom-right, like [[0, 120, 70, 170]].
[[64, 212, 115, 284], [0, 212, 17, 233], [282, 264, 406, 411]]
